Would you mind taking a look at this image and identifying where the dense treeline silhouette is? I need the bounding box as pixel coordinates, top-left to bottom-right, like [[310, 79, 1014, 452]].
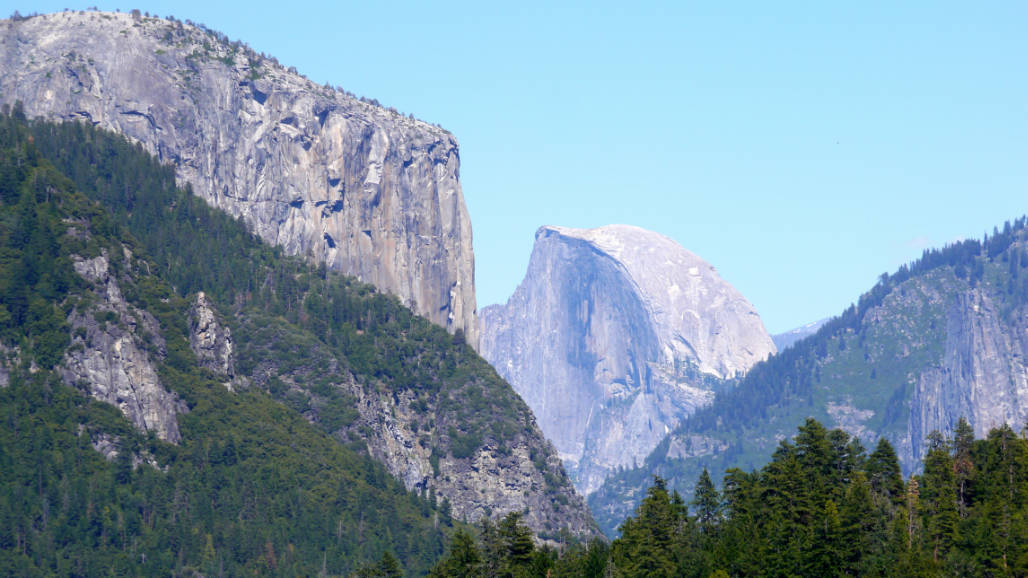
[[434, 418, 1028, 577]]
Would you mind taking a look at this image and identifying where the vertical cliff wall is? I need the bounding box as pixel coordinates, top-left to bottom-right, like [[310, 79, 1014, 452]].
[[481, 225, 776, 494], [0, 11, 478, 346]]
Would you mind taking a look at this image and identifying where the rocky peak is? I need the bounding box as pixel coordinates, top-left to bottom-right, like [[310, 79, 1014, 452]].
[[480, 224, 775, 494], [542, 225, 776, 377], [0, 11, 478, 347]]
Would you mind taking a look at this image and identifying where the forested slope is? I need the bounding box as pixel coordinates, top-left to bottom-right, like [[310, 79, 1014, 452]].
[[0, 109, 451, 574], [17, 107, 596, 539], [0, 108, 595, 574]]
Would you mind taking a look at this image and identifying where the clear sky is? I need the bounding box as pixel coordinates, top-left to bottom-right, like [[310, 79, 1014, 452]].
[[9, 1, 1027, 333]]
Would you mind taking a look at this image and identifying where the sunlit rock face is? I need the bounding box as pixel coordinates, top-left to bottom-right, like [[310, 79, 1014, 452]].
[[481, 224, 776, 494], [0, 11, 478, 347], [63, 251, 186, 444]]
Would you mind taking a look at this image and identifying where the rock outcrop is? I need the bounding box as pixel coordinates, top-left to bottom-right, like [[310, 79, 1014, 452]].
[[188, 291, 235, 378], [61, 251, 186, 443], [0, 11, 478, 346], [480, 224, 776, 494], [237, 313, 599, 538]]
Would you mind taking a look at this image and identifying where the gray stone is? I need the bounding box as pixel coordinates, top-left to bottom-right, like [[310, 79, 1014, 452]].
[[188, 291, 235, 378], [481, 225, 776, 494], [61, 251, 185, 443], [0, 11, 478, 347], [905, 288, 1028, 466]]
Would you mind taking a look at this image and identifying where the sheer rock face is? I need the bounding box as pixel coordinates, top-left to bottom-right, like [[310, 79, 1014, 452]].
[[0, 11, 478, 347], [906, 288, 1028, 466], [480, 225, 776, 494], [62, 251, 186, 444]]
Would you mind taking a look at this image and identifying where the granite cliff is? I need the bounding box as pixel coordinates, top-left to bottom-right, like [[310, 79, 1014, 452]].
[[0, 10, 478, 346], [480, 225, 776, 494]]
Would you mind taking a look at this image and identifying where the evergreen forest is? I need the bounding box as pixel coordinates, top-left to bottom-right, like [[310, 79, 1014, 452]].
[[591, 208, 1028, 536], [429, 418, 1028, 577], [0, 106, 481, 574]]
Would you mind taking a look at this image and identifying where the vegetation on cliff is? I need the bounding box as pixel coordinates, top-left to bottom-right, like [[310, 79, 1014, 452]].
[[0, 105, 454, 574], [17, 106, 593, 538], [0, 107, 594, 574]]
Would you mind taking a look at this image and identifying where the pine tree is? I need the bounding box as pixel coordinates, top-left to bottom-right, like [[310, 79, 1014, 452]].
[[808, 499, 843, 576], [920, 431, 957, 563], [952, 417, 975, 517], [839, 471, 875, 574], [691, 468, 721, 536], [612, 476, 678, 577], [428, 529, 481, 578], [866, 437, 905, 507], [497, 511, 536, 577]]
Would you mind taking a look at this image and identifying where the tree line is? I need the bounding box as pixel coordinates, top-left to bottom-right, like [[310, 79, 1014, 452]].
[[432, 417, 1027, 577]]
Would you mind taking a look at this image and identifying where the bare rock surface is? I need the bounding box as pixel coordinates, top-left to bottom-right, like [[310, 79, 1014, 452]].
[[480, 224, 775, 494], [188, 291, 235, 378], [0, 11, 478, 346], [906, 287, 1028, 464], [62, 251, 185, 443]]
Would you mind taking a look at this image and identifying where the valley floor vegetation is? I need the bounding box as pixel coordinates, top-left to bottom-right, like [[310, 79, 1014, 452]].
[[428, 417, 1027, 577]]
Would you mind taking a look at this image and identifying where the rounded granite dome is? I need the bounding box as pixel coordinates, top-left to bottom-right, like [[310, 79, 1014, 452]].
[[541, 224, 776, 379]]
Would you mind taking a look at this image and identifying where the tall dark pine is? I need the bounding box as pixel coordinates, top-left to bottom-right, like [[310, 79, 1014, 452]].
[[952, 417, 975, 517], [866, 437, 905, 507], [919, 431, 957, 563], [692, 468, 721, 535]]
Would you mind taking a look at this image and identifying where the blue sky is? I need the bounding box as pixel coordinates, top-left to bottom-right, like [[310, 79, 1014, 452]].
[[9, 1, 1027, 333]]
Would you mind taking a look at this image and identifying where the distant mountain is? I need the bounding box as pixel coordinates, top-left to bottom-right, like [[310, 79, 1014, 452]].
[[0, 10, 478, 346], [590, 218, 1028, 536], [772, 318, 829, 351], [480, 225, 776, 495]]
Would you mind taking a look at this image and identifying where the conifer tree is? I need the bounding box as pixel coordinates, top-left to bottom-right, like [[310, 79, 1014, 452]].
[[920, 431, 957, 563], [428, 529, 481, 578], [952, 417, 975, 517], [497, 511, 536, 577], [866, 438, 905, 507], [691, 468, 721, 536], [613, 476, 678, 577]]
